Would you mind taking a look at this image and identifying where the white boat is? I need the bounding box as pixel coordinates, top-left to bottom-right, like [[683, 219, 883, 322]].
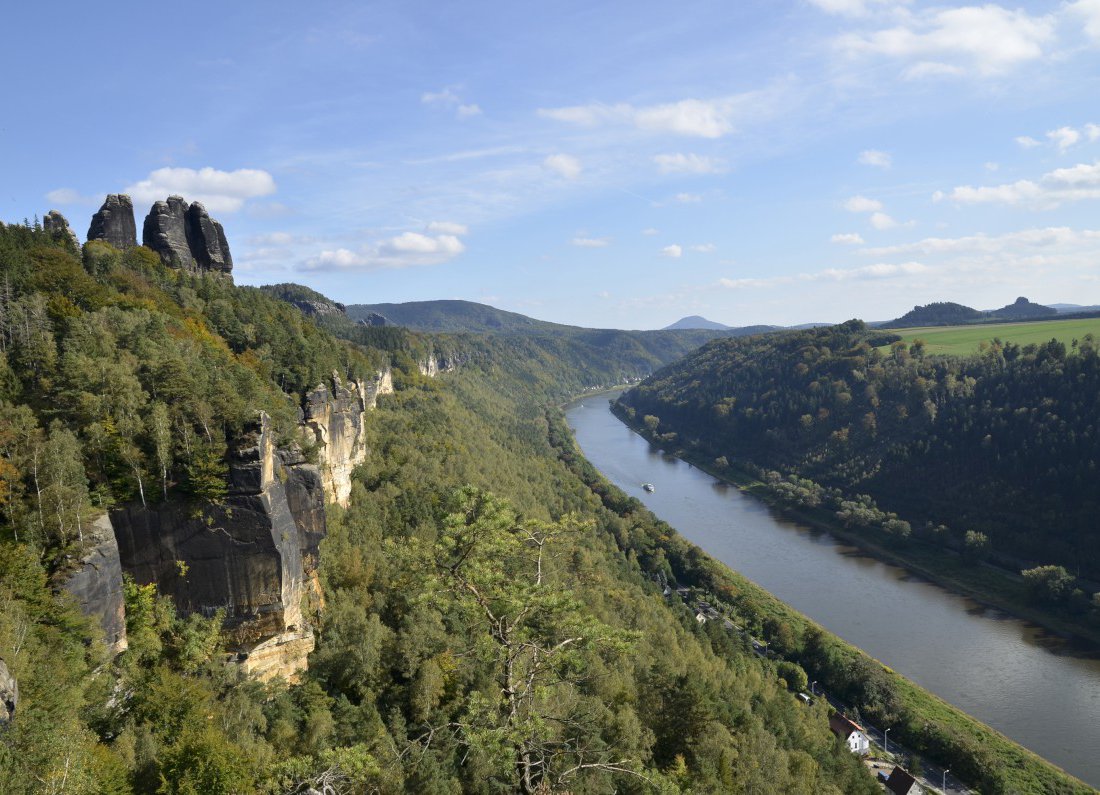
[[642, 483, 655, 493]]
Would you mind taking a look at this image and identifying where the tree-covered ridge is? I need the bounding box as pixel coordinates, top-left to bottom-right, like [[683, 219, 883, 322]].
[[617, 321, 1100, 589], [0, 220, 880, 792]]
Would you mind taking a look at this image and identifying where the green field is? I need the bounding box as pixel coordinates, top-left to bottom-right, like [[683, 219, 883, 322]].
[[880, 317, 1100, 356]]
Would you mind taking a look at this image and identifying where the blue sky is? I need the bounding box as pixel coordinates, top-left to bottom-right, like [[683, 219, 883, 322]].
[[5, 0, 1100, 328]]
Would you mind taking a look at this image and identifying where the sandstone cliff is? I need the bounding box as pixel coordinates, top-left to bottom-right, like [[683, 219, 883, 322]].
[[82, 367, 394, 680], [142, 196, 233, 274], [60, 514, 128, 656], [301, 370, 393, 507], [87, 194, 137, 249], [43, 210, 80, 251]]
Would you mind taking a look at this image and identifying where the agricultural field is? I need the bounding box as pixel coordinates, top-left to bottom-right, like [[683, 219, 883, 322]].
[[880, 317, 1100, 356]]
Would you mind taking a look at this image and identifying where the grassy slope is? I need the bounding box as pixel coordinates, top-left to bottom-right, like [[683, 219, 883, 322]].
[[883, 317, 1100, 355]]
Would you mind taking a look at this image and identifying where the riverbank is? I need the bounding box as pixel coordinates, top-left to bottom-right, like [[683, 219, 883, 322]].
[[609, 402, 1100, 651], [554, 398, 1093, 793]]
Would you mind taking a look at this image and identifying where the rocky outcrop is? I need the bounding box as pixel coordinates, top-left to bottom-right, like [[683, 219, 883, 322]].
[[111, 413, 320, 681], [418, 354, 459, 377], [0, 659, 16, 724], [186, 202, 233, 273], [43, 210, 80, 250], [87, 194, 137, 249], [107, 370, 391, 680], [142, 196, 232, 274], [290, 299, 346, 318], [357, 311, 388, 327], [301, 369, 393, 507], [60, 514, 128, 656], [142, 196, 191, 268]]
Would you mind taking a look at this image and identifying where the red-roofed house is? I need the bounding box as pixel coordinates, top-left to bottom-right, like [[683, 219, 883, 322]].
[[828, 712, 870, 755]]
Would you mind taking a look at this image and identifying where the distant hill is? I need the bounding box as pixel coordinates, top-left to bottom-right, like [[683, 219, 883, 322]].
[[1050, 303, 1100, 314], [664, 315, 731, 331], [882, 302, 983, 328], [883, 297, 1059, 328], [989, 296, 1057, 320], [345, 299, 575, 334]]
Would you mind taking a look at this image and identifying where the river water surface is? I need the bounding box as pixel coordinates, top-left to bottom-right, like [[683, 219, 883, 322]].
[[566, 391, 1100, 788]]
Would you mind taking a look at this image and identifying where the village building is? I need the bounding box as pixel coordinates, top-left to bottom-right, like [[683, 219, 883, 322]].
[[884, 764, 922, 795], [828, 712, 870, 755]]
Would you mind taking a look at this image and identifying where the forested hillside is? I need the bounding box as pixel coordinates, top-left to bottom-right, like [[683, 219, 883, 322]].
[[0, 221, 883, 792], [616, 321, 1100, 605]]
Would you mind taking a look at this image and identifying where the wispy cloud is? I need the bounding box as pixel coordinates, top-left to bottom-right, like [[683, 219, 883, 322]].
[[543, 153, 582, 179], [934, 160, 1100, 208], [305, 225, 467, 271], [831, 232, 865, 244], [845, 195, 883, 213], [653, 152, 727, 174], [719, 261, 927, 289], [836, 5, 1055, 78], [571, 236, 610, 248], [661, 244, 683, 258], [45, 187, 101, 206], [422, 86, 482, 119], [858, 149, 891, 168]]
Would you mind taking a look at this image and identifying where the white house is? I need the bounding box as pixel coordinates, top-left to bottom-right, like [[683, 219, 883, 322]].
[[828, 713, 870, 755]]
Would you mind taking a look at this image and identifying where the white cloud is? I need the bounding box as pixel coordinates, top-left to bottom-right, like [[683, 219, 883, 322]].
[[571, 236, 610, 248], [427, 220, 468, 235], [641, 227, 660, 236], [539, 90, 779, 138], [1088, 123, 1100, 141], [124, 167, 276, 213], [862, 226, 1100, 257], [718, 261, 927, 289], [1067, 0, 1100, 42], [653, 152, 727, 174], [845, 194, 883, 213], [985, 162, 1000, 171], [673, 192, 702, 203], [690, 243, 717, 253], [831, 232, 866, 244], [544, 153, 582, 179], [661, 244, 683, 258], [937, 159, 1100, 208], [858, 149, 892, 168], [1015, 135, 1042, 148], [422, 87, 482, 119], [1048, 126, 1081, 151], [870, 211, 898, 230], [45, 187, 99, 206], [837, 5, 1055, 77], [305, 227, 467, 271]]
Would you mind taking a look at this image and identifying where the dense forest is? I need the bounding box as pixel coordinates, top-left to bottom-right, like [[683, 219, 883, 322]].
[[0, 222, 889, 792], [615, 320, 1100, 609]]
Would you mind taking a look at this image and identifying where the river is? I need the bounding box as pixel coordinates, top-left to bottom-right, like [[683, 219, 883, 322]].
[[565, 391, 1100, 788]]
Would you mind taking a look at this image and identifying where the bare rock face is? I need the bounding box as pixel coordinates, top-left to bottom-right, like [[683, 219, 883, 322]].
[[111, 413, 319, 680], [302, 369, 393, 507], [418, 354, 459, 378], [142, 197, 233, 274], [43, 210, 80, 251], [87, 194, 137, 249], [0, 659, 16, 724], [142, 196, 192, 268], [60, 514, 128, 656], [186, 202, 233, 273]]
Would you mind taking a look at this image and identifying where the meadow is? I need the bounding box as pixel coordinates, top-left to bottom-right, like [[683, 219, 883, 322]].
[[881, 316, 1100, 356]]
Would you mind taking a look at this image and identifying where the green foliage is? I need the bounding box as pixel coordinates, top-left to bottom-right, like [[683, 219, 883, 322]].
[[617, 321, 1100, 587]]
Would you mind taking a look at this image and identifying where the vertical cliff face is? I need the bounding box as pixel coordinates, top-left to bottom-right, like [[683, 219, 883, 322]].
[[109, 413, 320, 680], [142, 196, 234, 274], [60, 514, 128, 656], [43, 210, 80, 251], [87, 194, 137, 249], [302, 369, 393, 508], [97, 368, 393, 680]]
